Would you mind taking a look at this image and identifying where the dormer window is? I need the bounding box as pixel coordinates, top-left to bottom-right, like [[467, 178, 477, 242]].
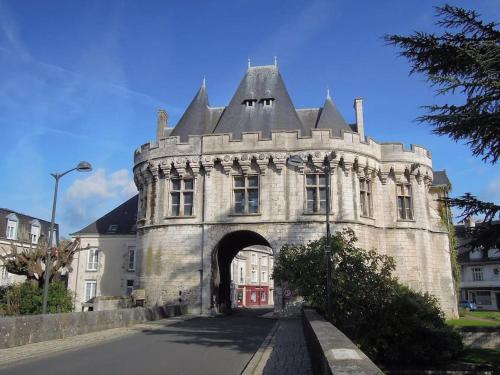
[[30, 220, 41, 244], [5, 214, 18, 240], [242, 99, 258, 107], [107, 224, 118, 233], [260, 98, 274, 107]]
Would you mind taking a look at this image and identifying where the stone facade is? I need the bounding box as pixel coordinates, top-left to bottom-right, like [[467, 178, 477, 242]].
[[132, 64, 458, 317]]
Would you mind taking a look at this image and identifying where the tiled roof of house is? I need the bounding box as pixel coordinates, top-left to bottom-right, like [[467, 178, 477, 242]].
[[0, 208, 58, 242]]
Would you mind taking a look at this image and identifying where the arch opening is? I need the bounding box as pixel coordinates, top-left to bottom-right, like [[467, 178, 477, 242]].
[[211, 230, 274, 313]]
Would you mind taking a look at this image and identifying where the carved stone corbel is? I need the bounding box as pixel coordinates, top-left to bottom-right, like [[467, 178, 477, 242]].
[[201, 156, 214, 176]]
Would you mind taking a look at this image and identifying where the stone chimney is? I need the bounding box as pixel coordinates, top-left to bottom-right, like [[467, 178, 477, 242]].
[[157, 109, 168, 140], [354, 97, 365, 141], [464, 216, 476, 228]]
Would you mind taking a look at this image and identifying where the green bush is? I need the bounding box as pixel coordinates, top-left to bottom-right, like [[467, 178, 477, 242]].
[[0, 281, 73, 315], [273, 229, 463, 366]]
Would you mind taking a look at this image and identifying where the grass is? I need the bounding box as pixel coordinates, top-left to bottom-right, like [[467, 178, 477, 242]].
[[447, 310, 500, 327], [468, 311, 500, 322], [447, 318, 500, 327]]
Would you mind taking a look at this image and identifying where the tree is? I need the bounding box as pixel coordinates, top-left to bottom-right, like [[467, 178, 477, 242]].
[[273, 229, 463, 365], [385, 5, 500, 250], [0, 237, 83, 288]]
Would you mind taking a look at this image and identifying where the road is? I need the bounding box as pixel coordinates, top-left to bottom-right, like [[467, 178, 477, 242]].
[[0, 308, 276, 375]]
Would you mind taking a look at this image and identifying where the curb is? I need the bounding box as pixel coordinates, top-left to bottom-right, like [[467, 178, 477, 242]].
[[241, 320, 280, 375]]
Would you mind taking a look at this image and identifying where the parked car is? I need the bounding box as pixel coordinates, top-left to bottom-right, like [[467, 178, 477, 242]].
[[459, 300, 477, 311]]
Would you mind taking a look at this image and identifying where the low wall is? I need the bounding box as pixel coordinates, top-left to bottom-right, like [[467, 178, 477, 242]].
[[302, 308, 383, 375], [458, 326, 500, 349], [0, 304, 188, 349]]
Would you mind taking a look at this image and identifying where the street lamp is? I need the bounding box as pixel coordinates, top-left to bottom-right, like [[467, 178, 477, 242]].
[[287, 154, 333, 320], [42, 161, 92, 314]]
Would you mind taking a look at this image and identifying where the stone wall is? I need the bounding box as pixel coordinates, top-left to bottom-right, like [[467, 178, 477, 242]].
[[302, 308, 383, 375], [0, 304, 188, 349], [458, 327, 500, 349]]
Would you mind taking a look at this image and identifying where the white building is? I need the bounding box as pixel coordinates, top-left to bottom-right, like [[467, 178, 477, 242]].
[[68, 197, 137, 311], [457, 220, 500, 310], [0, 208, 58, 286]]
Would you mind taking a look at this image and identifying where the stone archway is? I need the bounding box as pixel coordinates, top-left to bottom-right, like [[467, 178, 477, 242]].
[[211, 230, 272, 313]]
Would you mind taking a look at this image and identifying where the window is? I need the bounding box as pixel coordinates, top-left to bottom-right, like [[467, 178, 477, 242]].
[[107, 224, 118, 233], [260, 255, 267, 266], [261, 98, 274, 107], [359, 179, 373, 217], [251, 270, 257, 283], [251, 292, 257, 302], [6, 219, 17, 240], [261, 271, 267, 282], [472, 267, 483, 281], [233, 176, 259, 214], [243, 99, 257, 107], [305, 174, 327, 213], [126, 280, 134, 295], [251, 253, 257, 265], [84, 280, 97, 302], [30, 224, 41, 244], [87, 249, 98, 271], [476, 291, 492, 305], [127, 246, 136, 271], [261, 292, 267, 301], [170, 178, 194, 216], [239, 266, 244, 283], [396, 183, 413, 220]]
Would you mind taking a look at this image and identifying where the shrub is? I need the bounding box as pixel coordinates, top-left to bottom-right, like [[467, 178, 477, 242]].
[[273, 229, 463, 366], [0, 281, 73, 315]]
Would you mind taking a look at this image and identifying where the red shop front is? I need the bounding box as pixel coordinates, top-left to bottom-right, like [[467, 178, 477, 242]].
[[238, 286, 269, 307]]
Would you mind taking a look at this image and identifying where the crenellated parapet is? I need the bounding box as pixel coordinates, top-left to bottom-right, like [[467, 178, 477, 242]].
[[134, 129, 435, 186]]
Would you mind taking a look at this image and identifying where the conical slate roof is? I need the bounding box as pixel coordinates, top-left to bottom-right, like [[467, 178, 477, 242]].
[[170, 82, 213, 142], [213, 65, 309, 139], [315, 95, 352, 136]]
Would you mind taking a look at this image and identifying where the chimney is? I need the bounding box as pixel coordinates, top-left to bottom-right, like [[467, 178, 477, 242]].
[[354, 97, 365, 141], [464, 216, 476, 228], [156, 109, 168, 140]]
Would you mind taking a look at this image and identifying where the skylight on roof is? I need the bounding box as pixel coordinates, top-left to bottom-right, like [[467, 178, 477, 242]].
[[107, 224, 118, 233]]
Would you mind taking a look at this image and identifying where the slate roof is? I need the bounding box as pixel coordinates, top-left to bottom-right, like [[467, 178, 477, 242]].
[[72, 195, 138, 235], [315, 96, 352, 136], [432, 170, 451, 188], [213, 65, 309, 139], [0, 208, 58, 243], [171, 65, 356, 140]]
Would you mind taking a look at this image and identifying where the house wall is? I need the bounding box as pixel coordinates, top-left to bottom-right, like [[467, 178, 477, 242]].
[[132, 131, 457, 317], [67, 235, 137, 311]]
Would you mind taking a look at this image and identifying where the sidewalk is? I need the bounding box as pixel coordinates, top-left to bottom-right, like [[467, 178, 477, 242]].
[[245, 316, 314, 375], [0, 315, 195, 369]]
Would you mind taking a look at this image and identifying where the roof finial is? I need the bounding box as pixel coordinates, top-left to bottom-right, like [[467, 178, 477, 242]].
[[274, 55, 278, 67], [326, 87, 331, 99], [202, 76, 206, 88], [248, 58, 251, 68]]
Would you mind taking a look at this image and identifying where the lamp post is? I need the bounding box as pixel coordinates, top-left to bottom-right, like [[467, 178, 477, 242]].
[[287, 154, 333, 320], [42, 161, 92, 314]]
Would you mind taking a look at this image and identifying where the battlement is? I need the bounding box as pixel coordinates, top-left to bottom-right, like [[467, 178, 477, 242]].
[[134, 129, 432, 167]]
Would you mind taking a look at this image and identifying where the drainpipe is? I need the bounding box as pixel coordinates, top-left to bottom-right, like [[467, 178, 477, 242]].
[[199, 137, 206, 315]]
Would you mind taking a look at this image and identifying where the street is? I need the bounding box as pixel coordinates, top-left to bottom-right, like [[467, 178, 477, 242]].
[[0, 308, 276, 375]]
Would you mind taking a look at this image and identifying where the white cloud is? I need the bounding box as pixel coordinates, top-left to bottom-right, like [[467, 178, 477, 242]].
[[62, 168, 137, 231]]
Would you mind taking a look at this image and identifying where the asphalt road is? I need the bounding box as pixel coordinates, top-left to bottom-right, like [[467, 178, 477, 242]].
[[0, 308, 276, 375]]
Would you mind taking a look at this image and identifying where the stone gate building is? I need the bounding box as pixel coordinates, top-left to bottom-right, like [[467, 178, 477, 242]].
[[131, 63, 457, 316]]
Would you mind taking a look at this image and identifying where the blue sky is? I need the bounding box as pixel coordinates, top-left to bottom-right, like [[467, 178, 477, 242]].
[[0, 0, 498, 236]]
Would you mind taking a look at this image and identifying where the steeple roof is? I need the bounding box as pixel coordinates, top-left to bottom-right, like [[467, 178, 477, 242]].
[[170, 81, 213, 142], [315, 95, 352, 136], [213, 65, 309, 139]]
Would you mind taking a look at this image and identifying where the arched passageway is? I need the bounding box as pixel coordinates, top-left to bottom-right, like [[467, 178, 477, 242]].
[[211, 230, 272, 312]]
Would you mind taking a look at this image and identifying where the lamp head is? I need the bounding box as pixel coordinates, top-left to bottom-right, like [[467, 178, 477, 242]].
[[76, 161, 92, 172]]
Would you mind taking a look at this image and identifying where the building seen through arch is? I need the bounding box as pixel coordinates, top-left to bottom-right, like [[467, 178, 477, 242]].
[[68, 62, 457, 317]]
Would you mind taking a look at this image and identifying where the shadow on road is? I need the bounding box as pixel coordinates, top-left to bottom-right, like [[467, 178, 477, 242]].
[[140, 307, 276, 355]]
